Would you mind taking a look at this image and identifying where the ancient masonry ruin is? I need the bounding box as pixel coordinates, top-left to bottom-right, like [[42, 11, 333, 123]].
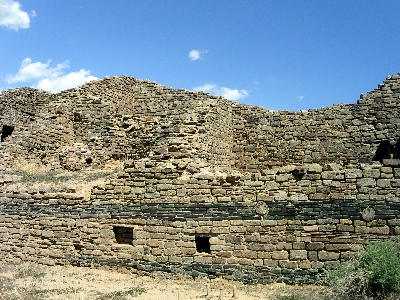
[[1, 74, 400, 283]]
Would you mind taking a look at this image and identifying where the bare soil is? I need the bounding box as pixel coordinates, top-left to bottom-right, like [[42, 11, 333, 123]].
[[0, 263, 326, 300]]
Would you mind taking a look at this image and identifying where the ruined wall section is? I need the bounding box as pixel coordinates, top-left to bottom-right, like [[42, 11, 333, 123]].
[[230, 74, 400, 171], [353, 74, 400, 146], [53, 76, 234, 170], [0, 88, 73, 172], [0, 76, 235, 172], [2, 74, 400, 283]]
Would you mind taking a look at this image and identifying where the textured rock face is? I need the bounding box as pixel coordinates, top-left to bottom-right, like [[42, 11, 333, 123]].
[[1, 74, 400, 173], [1, 74, 400, 283]]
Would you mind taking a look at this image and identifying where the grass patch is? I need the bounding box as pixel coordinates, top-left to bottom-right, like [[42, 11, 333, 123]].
[[96, 287, 146, 300], [13, 265, 46, 280], [325, 238, 400, 300], [16, 170, 77, 183], [15, 168, 122, 184]]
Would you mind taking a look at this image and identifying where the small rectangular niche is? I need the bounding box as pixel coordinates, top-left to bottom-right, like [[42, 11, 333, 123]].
[[195, 236, 211, 253], [1, 125, 14, 142], [113, 226, 133, 245]]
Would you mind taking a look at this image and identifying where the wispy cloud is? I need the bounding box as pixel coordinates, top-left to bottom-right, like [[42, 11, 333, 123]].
[[193, 83, 249, 101], [6, 58, 98, 92], [297, 95, 304, 101], [189, 49, 207, 61], [0, 0, 31, 30]]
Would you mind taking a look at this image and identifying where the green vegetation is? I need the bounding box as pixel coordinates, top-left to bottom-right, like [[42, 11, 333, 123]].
[[325, 238, 400, 300]]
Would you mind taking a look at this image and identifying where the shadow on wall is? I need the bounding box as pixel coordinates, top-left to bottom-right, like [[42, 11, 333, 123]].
[[372, 138, 400, 163], [1, 125, 14, 142]]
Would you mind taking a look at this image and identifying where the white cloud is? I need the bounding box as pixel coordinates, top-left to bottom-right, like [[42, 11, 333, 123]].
[[30, 10, 36, 18], [193, 83, 249, 101], [6, 58, 98, 92], [189, 49, 207, 61], [297, 95, 304, 101], [6, 58, 68, 83], [35, 69, 98, 92], [0, 0, 31, 30]]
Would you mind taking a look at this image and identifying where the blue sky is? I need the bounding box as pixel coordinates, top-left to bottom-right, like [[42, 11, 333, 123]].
[[1, 0, 400, 111]]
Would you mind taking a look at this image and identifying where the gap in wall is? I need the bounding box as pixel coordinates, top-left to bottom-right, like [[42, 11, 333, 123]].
[[1, 125, 14, 142], [195, 236, 211, 253], [113, 226, 133, 245]]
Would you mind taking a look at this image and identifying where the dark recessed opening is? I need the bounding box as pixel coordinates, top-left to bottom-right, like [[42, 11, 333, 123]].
[[195, 236, 211, 253], [372, 139, 400, 162], [1, 125, 14, 142], [86, 157, 93, 164], [113, 226, 133, 245], [73, 243, 83, 250]]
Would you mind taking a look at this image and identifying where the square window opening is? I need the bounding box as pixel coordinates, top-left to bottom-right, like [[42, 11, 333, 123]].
[[113, 226, 133, 245], [195, 236, 211, 253], [1, 125, 14, 142]]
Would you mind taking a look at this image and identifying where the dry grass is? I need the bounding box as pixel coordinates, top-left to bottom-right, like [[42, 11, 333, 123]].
[[12, 157, 49, 175], [9, 159, 123, 200], [0, 263, 326, 300]]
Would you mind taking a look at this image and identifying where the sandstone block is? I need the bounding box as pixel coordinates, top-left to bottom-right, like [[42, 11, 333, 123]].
[[239, 258, 253, 266], [368, 226, 389, 235], [276, 242, 291, 250], [298, 260, 312, 269], [308, 164, 323, 173], [391, 179, 400, 187], [293, 242, 305, 250], [41, 230, 54, 238], [195, 227, 211, 234], [217, 251, 232, 258], [210, 245, 223, 251], [279, 260, 298, 269], [337, 224, 354, 232], [263, 259, 278, 267], [311, 261, 324, 269], [345, 169, 363, 179], [290, 250, 307, 260], [217, 196, 231, 202], [193, 255, 211, 264], [377, 179, 391, 188], [325, 244, 351, 251], [357, 178, 376, 187], [275, 175, 289, 182], [318, 251, 340, 261], [211, 189, 226, 196], [211, 227, 229, 234], [272, 250, 289, 260], [304, 225, 318, 232]]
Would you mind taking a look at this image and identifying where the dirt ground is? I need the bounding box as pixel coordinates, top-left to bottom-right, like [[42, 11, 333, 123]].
[[0, 263, 326, 300]]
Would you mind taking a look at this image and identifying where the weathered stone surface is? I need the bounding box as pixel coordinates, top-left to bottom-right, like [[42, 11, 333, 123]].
[[318, 251, 340, 261], [2, 74, 400, 284]]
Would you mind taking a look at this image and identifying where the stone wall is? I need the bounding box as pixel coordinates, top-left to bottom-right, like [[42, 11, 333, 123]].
[[2, 74, 400, 173], [230, 74, 400, 171], [1, 73, 400, 283], [1, 156, 399, 283]]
